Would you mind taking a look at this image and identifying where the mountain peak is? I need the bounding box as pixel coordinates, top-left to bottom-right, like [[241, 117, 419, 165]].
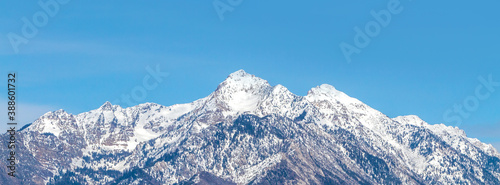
[[99, 101, 114, 110], [224, 69, 268, 84], [314, 84, 339, 93], [393, 115, 427, 126], [217, 70, 271, 91], [41, 109, 69, 118], [210, 70, 272, 113], [306, 84, 344, 100], [228, 69, 250, 78], [53, 109, 67, 114], [271, 84, 290, 94]]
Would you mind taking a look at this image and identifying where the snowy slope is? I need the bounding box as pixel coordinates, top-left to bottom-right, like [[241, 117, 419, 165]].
[[1, 70, 499, 185]]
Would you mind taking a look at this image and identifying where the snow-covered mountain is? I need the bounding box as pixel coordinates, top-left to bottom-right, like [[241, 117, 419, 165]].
[[1, 70, 499, 184]]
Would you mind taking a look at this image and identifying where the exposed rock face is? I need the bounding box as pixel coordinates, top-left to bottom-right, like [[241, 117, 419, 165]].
[[1, 70, 499, 184]]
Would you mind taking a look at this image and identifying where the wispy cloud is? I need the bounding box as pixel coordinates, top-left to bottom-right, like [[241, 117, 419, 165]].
[[4, 39, 121, 55], [0, 38, 164, 61]]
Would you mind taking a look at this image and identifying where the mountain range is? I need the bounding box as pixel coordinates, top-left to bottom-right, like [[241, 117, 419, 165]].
[[1, 70, 499, 184]]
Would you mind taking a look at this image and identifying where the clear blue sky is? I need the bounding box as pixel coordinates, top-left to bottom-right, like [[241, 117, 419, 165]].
[[1, 1, 499, 150]]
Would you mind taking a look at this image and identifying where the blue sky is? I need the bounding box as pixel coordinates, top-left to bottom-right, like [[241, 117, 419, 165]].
[[0, 1, 499, 150]]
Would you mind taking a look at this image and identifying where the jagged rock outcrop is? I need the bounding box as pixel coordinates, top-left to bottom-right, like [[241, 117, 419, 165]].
[[1, 70, 499, 184]]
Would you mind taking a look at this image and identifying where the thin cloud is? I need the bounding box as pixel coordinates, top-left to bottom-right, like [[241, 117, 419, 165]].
[[0, 38, 130, 56], [20, 39, 119, 55]]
